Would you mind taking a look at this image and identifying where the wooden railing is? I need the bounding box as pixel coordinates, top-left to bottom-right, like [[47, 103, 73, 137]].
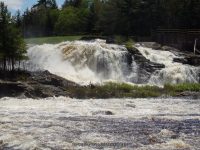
[[154, 29, 200, 52]]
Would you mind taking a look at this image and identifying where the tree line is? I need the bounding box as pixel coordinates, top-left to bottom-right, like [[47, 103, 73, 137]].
[[0, 2, 26, 71], [17, 0, 200, 38], [0, 0, 199, 71]]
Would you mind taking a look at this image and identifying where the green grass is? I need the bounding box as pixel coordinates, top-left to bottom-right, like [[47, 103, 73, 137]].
[[25, 35, 83, 44], [67, 82, 200, 99], [68, 82, 164, 99], [164, 83, 200, 92]]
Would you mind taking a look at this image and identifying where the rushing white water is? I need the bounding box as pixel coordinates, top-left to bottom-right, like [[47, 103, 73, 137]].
[[137, 45, 200, 86], [26, 40, 137, 85], [26, 40, 200, 85], [0, 97, 199, 149]]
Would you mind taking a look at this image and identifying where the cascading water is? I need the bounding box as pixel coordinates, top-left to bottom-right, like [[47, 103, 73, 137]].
[[1, 40, 200, 150], [26, 39, 200, 85], [26, 39, 138, 85], [136, 45, 200, 86]]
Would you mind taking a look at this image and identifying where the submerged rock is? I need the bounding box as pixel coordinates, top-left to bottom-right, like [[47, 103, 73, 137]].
[[92, 110, 114, 116]]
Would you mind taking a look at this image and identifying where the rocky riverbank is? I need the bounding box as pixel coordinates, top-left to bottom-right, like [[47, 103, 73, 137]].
[[0, 41, 200, 99], [0, 70, 200, 99], [0, 70, 78, 98]]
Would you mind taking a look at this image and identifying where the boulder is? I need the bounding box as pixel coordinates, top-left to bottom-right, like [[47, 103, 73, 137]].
[[0, 81, 26, 97], [0, 71, 79, 99], [173, 55, 200, 66]]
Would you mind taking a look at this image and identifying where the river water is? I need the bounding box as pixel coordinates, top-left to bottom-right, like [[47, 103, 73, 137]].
[[1, 40, 199, 149], [0, 97, 199, 149]]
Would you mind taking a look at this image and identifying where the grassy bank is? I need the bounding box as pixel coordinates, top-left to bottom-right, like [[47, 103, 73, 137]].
[[68, 82, 200, 99], [25, 35, 83, 44]]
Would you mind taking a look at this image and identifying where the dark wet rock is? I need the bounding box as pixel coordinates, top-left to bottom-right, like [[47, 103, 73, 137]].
[[174, 55, 200, 66], [139, 42, 162, 50], [0, 140, 3, 145], [0, 70, 78, 99], [148, 135, 160, 144], [175, 91, 200, 99], [105, 111, 114, 115], [29, 70, 76, 87], [173, 57, 188, 64], [185, 55, 200, 66], [125, 104, 136, 108], [0, 81, 26, 97], [92, 110, 114, 116], [162, 45, 180, 52], [106, 36, 115, 44], [127, 46, 165, 83], [0, 140, 4, 150]]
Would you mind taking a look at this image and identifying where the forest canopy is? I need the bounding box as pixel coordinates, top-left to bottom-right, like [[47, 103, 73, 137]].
[[10, 0, 200, 37]]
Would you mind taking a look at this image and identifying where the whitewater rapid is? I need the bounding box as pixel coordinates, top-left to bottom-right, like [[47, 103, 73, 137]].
[[26, 40, 200, 85], [137, 45, 200, 86], [0, 97, 199, 149]]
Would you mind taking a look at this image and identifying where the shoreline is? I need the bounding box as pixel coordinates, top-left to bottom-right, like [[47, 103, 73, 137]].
[[0, 70, 200, 99]]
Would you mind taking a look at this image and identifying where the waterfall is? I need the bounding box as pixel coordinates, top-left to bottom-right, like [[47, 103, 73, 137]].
[[136, 45, 200, 86], [26, 40, 138, 85], [26, 40, 200, 86]]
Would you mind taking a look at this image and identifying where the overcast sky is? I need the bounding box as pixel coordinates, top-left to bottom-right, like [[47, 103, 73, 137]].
[[1, 0, 64, 14]]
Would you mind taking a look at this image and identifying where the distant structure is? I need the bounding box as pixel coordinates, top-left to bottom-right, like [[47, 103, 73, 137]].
[[194, 39, 200, 55], [154, 29, 200, 53]]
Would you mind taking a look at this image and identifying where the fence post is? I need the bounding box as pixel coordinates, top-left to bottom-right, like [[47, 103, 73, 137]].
[[194, 39, 198, 55]]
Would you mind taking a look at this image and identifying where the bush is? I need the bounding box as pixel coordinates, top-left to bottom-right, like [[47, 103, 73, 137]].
[[125, 39, 135, 49], [114, 35, 126, 44]]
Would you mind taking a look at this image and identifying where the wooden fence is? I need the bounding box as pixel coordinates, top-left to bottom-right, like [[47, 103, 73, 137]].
[[153, 29, 200, 52]]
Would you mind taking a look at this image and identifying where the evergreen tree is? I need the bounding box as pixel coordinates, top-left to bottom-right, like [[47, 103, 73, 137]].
[[19, 0, 200, 37], [63, 0, 83, 8], [34, 0, 58, 9], [0, 2, 26, 71]]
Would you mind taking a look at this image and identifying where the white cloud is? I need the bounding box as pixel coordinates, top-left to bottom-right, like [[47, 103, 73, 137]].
[[1, 0, 24, 10]]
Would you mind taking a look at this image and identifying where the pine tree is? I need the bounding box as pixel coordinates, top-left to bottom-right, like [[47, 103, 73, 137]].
[[0, 2, 26, 71]]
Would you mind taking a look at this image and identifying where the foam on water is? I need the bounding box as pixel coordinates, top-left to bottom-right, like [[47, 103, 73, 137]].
[[136, 46, 200, 85], [26, 40, 137, 85], [0, 97, 199, 120], [0, 97, 199, 149], [26, 40, 200, 86]]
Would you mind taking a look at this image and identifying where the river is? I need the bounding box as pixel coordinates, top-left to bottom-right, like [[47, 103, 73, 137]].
[[0, 97, 199, 149], [0, 40, 199, 149]]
